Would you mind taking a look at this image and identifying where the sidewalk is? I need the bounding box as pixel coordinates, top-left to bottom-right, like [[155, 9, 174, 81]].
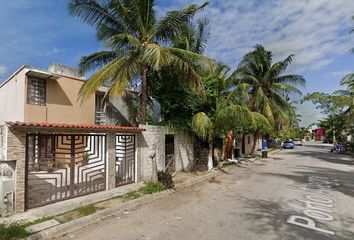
[[28, 169, 224, 240]]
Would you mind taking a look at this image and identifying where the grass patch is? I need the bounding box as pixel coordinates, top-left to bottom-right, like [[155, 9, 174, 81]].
[[0, 222, 29, 240], [24, 216, 54, 227], [76, 204, 103, 217], [121, 191, 144, 201], [118, 182, 166, 202], [139, 182, 165, 194]]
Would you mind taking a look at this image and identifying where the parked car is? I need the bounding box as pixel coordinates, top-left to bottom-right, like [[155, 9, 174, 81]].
[[282, 140, 295, 149], [293, 139, 303, 146]]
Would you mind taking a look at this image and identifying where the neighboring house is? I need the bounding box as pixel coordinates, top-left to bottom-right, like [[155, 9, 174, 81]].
[[0, 64, 195, 217], [242, 133, 262, 155]]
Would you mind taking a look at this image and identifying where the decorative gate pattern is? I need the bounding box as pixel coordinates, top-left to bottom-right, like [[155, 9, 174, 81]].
[[115, 135, 135, 186], [26, 134, 106, 209]]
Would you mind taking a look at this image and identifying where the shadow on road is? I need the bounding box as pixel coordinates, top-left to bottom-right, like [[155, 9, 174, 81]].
[[238, 195, 354, 240], [262, 164, 354, 198]]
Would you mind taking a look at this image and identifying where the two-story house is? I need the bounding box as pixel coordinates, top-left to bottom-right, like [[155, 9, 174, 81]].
[[0, 64, 144, 216]]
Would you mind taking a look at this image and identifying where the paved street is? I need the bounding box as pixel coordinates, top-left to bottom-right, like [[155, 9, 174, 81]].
[[63, 143, 354, 240]]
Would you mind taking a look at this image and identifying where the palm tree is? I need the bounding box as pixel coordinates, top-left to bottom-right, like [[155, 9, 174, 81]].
[[231, 45, 305, 130], [191, 65, 255, 170], [68, 0, 215, 124]]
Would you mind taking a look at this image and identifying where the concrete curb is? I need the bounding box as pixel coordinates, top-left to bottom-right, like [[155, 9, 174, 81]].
[[27, 169, 225, 240], [268, 148, 282, 155]]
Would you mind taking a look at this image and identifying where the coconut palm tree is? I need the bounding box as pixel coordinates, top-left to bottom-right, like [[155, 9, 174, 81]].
[[68, 0, 215, 124], [231, 45, 305, 130]]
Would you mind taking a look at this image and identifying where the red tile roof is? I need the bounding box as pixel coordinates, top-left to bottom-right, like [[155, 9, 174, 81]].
[[6, 121, 145, 132]]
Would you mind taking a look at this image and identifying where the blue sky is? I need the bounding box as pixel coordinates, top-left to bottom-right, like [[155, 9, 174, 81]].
[[0, 0, 353, 127]]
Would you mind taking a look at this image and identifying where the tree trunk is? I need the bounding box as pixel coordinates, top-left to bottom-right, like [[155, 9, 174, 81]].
[[250, 132, 259, 157], [207, 140, 213, 171], [211, 120, 218, 167], [139, 65, 148, 124]]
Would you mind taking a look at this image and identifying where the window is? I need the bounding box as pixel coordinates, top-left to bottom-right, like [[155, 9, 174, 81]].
[[28, 78, 46, 105]]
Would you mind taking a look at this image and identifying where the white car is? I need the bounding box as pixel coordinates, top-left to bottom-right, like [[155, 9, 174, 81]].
[[293, 139, 303, 146]]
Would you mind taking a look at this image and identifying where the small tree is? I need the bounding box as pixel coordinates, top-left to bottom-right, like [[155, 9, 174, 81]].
[[191, 65, 254, 170]]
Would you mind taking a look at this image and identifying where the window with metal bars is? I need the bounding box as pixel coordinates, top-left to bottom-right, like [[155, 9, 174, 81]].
[[27, 78, 46, 105]]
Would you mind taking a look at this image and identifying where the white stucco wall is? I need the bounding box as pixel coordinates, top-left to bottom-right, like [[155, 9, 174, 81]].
[[138, 125, 195, 180], [0, 68, 27, 124]]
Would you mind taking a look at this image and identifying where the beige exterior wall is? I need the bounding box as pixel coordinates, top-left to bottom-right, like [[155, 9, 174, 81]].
[[0, 68, 27, 125], [244, 133, 262, 155], [25, 75, 95, 124]]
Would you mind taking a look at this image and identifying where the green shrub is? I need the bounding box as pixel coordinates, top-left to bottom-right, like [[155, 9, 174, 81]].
[[157, 170, 174, 189], [0, 222, 29, 240], [140, 182, 165, 194]]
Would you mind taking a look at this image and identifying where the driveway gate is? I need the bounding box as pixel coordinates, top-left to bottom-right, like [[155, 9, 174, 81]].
[[116, 135, 135, 186], [25, 134, 106, 209]]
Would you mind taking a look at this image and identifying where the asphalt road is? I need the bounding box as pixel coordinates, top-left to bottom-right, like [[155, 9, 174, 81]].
[[63, 143, 354, 240]]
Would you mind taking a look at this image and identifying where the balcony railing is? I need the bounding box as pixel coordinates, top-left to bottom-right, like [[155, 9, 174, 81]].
[[95, 111, 106, 125]]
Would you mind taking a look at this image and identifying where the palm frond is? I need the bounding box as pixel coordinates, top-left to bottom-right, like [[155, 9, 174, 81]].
[[191, 112, 211, 140], [340, 73, 354, 87], [266, 54, 294, 81], [251, 112, 271, 133], [79, 54, 139, 100], [272, 83, 303, 96], [154, 2, 208, 41], [216, 105, 253, 133], [68, 0, 120, 28], [79, 51, 119, 74], [274, 75, 306, 87], [104, 32, 141, 49], [194, 18, 210, 54]]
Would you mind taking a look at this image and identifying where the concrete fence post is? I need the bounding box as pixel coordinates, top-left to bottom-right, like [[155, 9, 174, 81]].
[[107, 132, 116, 190]]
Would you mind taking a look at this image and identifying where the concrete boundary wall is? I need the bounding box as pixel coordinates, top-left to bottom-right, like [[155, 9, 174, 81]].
[[138, 125, 195, 181]]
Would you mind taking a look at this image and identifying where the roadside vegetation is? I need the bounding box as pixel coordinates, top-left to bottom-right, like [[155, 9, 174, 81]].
[[0, 222, 29, 240]]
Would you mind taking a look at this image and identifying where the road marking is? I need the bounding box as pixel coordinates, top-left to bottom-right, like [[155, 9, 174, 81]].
[[304, 209, 334, 221], [287, 216, 335, 235], [306, 195, 333, 204], [287, 176, 336, 235]]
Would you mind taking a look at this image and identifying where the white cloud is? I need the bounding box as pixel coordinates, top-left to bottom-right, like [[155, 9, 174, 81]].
[[0, 65, 7, 76], [330, 70, 351, 77], [158, 0, 354, 73], [45, 47, 60, 55]]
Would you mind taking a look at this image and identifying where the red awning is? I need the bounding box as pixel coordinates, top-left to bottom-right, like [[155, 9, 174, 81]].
[[6, 121, 145, 132]]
